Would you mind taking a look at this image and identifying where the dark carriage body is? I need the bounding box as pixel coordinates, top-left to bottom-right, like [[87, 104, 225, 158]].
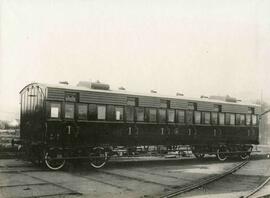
[[20, 82, 260, 169]]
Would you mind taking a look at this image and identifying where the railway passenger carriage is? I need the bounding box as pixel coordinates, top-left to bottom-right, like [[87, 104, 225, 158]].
[[20, 82, 260, 170]]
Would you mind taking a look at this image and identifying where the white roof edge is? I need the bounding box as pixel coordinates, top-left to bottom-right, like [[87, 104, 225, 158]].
[[39, 82, 260, 107]]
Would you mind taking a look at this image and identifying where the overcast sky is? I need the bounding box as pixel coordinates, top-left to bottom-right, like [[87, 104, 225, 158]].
[[1, 0, 270, 120]]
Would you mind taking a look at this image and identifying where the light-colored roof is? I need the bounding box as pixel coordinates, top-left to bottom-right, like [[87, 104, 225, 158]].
[[23, 82, 260, 107]]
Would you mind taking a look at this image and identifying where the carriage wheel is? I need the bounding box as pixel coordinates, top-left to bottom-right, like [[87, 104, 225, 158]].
[[89, 147, 108, 169], [44, 149, 66, 170], [216, 147, 229, 161], [239, 147, 252, 160]]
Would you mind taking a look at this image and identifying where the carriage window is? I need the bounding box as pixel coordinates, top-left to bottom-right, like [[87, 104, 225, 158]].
[[107, 105, 115, 121], [158, 109, 166, 123], [252, 115, 257, 125], [236, 114, 241, 125], [248, 107, 255, 114], [219, 113, 225, 125], [186, 110, 193, 124], [212, 112, 218, 124], [126, 106, 134, 121], [97, 105, 106, 120], [149, 108, 157, 122], [177, 110, 185, 123], [246, 114, 251, 125], [167, 109, 175, 122], [65, 103, 74, 119], [194, 111, 201, 124], [115, 106, 124, 121], [225, 113, 231, 125], [187, 102, 196, 110], [240, 114, 245, 125], [161, 99, 170, 108], [230, 114, 235, 125], [214, 104, 222, 112], [136, 107, 144, 121], [127, 97, 138, 106], [65, 92, 78, 102], [50, 103, 61, 118], [78, 104, 87, 120], [202, 112, 210, 124], [89, 104, 97, 120]]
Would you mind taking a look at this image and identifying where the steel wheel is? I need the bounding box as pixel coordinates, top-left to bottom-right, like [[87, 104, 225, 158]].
[[89, 147, 108, 169], [44, 150, 66, 170], [216, 147, 229, 161], [239, 147, 252, 160]]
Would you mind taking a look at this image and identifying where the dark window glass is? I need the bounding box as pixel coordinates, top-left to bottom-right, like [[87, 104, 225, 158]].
[[49, 102, 61, 118], [214, 104, 222, 112], [149, 108, 157, 122], [161, 99, 170, 108], [219, 113, 225, 125], [167, 109, 175, 122], [78, 104, 87, 120], [158, 109, 166, 123], [177, 110, 185, 123], [194, 111, 201, 124], [230, 114, 235, 125], [186, 110, 193, 124], [248, 107, 255, 114], [246, 114, 251, 125], [89, 104, 97, 120], [97, 105, 106, 120], [211, 112, 218, 124], [236, 114, 241, 125], [125, 106, 134, 121], [252, 115, 257, 125], [136, 107, 144, 121], [127, 97, 138, 106], [107, 105, 115, 120], [115, 106, 124, 121], [225, 113, 231, 125], [65, 92, 78, 102], [187, 102, 196, 110], [240, 114, 245, 125], [65, 103, 74, 119], [202, 112, 210, 124]]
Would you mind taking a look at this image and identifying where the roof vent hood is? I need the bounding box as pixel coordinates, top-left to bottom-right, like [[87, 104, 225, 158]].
[[59, 81, 69, 85], [77, 80, 110, 90]]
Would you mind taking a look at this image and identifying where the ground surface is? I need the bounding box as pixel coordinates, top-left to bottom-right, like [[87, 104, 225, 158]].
[[0, 145, 270, 198]]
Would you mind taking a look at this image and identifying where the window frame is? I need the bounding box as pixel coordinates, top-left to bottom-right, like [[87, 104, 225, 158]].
[[148, 108, 157, 122], [202, 112, 211, 124], [64, 103, 75, 119], [246, 114, 251, 125], [219, 112, 225, 125], [48, 101, 62, 119], [97, 105, 106, 120], [194, 111, 201, 124], [186, 110, 194, 124], [158, 108, 167, 123], [115, 106, 124, 121], [77, 103, 88, 120], [177, 109, 185, 124], [211, 112, 218, 125], [167, 109, 175, 123], [135, 107, 145, 122], [125, 106, 135, 122]]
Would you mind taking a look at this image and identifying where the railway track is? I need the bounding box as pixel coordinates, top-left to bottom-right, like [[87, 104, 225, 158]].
[[242, 175, 270, 198], [160, 160, 249, 198], [0, 157, 269, 198]]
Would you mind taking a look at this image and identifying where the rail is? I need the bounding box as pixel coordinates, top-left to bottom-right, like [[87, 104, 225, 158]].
[[160, 160, 249, 198]]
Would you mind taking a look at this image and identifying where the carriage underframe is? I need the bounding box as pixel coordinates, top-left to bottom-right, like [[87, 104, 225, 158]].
[[23, 142, 253, 170]]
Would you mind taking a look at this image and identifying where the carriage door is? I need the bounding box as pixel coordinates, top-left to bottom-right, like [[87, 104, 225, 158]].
[[63, 92, 78, 146]]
